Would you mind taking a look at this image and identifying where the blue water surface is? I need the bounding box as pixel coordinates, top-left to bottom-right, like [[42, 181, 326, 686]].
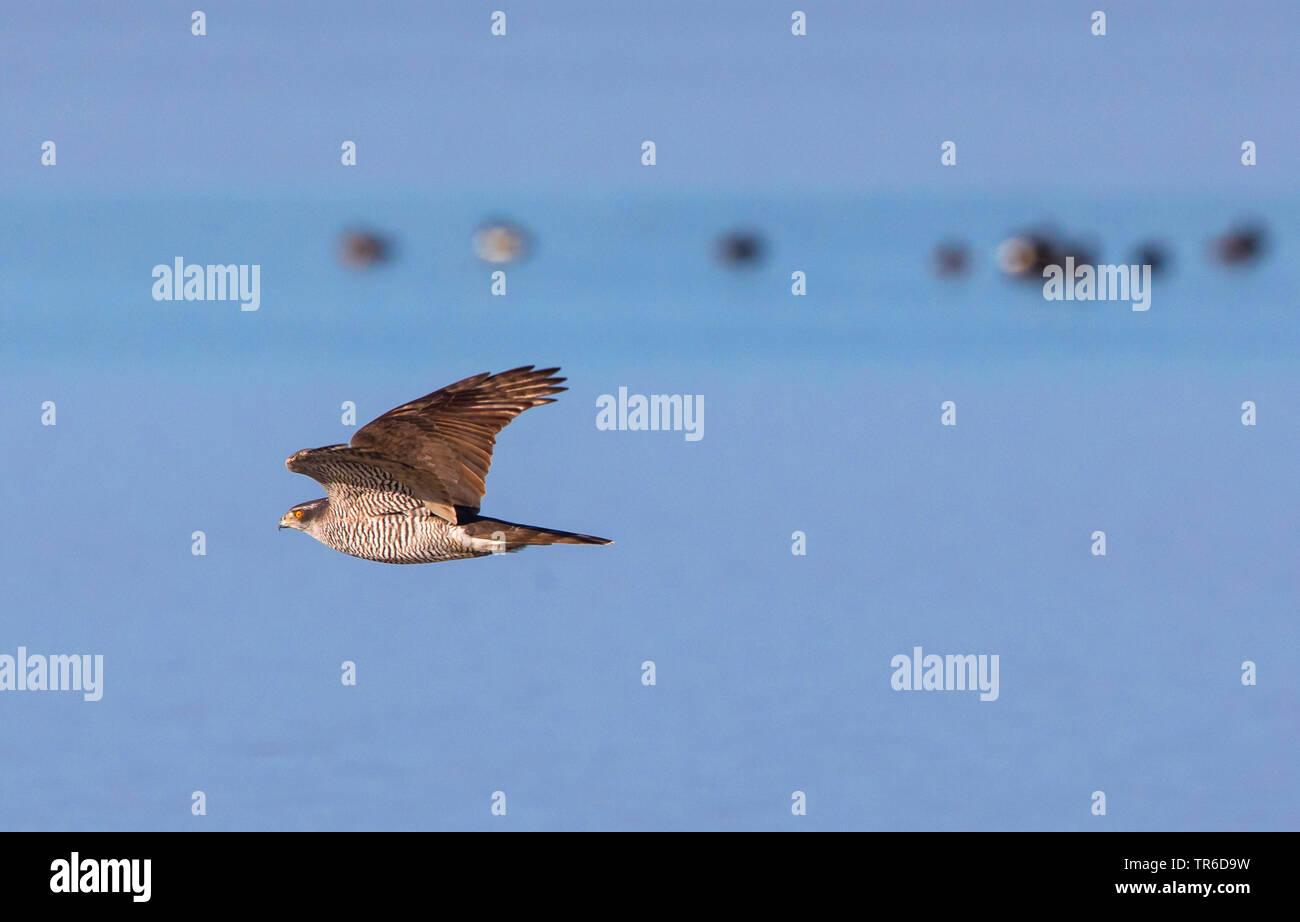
[[1, 190, 1296, 830]]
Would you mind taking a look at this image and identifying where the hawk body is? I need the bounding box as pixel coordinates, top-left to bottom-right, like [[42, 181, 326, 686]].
[[280, 367, 610, 563]]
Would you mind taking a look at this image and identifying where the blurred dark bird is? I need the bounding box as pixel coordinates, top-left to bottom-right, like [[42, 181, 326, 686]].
[[997, 230, 1095, 282], [280, 366, 611, 564], [473, 220, 531, 264], [996, 232, 1058, 280], [1212, 223, 1268, 267], [1132, 241, 1170, 275], [933, 241, 970, 278], [715, 229, 766, 267], [339, 230, 393, 268]]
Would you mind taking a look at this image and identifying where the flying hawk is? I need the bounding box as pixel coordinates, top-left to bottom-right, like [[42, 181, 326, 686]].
[[279, 366, 611, 563]]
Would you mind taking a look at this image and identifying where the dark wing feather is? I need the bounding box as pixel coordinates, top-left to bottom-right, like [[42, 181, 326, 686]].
[[348, 366, 566, 519], [285, 445, 459, 522]]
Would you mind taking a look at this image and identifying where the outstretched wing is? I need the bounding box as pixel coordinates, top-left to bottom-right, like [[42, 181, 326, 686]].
[[351, 365, 566, 514], [285, 445, 458, 522], [287, 366, 566, 524]]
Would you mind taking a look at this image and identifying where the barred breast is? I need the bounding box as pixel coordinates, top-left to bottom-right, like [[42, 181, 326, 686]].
[[321, 504, 487, 564]]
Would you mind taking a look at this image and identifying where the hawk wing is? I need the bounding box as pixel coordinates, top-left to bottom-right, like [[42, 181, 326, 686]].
[[285, 445, 459, 522], [287, 366, 566, 524]]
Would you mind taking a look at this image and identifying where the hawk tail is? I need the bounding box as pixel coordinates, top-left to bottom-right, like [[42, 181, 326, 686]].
[[461, 515, 612, 549]]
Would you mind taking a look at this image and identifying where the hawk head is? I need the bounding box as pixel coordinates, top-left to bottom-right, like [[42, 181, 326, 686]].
[[279, 498, 328, 533]]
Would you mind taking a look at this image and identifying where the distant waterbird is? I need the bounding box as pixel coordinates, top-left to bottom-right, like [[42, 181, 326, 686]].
[[714, 229, 766, 267], [1211, 223, 1268, 267], [338, 229, 393, 268], [933, 241, 970, 278], [997, 230, 1095, 283], [1131, 241, 1170, 275], [473, 220, 531, 264]]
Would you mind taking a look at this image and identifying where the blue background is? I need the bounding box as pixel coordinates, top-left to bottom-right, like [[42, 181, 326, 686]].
[[1, 2, 1296, 830]]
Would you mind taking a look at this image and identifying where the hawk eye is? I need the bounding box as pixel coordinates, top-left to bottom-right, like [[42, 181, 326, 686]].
[[294, 509, 304, 519]]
